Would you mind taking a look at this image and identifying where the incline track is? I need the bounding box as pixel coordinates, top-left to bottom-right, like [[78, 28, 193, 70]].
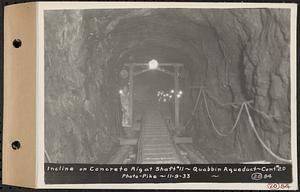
[[137, 105, 182, 164]]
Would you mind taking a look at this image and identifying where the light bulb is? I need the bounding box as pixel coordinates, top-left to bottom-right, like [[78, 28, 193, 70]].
[[148, 59, 159, 69]]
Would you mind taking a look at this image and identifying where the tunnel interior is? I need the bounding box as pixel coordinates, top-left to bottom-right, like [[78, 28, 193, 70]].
[[45, 8, 291, 164]]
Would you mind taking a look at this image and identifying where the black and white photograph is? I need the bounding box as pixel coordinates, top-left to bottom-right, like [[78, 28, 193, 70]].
[[42, 2, 297, 188]]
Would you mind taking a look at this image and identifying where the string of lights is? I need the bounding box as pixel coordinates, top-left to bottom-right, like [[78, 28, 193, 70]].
[[156, 89, 183, 102]]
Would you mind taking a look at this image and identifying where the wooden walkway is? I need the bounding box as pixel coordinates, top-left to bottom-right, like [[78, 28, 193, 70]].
[[138, 107, 182, 164]]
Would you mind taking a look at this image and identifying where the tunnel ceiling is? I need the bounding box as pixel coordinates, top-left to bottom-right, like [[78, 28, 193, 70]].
[[85, 9, 216, 66], [87, 8, 289, 99]]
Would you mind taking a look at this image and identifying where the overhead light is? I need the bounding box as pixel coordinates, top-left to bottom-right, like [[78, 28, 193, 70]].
[[148, 59, 159, 70]]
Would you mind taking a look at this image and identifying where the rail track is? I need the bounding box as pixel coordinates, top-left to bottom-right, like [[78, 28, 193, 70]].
[[137, 106, 182, 164]]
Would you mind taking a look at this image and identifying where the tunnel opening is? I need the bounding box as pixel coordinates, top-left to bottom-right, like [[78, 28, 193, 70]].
[[133, 68, 174, 110], [45, 8, 291, 164]]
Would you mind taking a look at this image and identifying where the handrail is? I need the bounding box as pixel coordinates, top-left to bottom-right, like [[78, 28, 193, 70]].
[[192, 89, 203, 115], [136, 112, 145, 163], [247, 103, 278, 119], [205, 90, 254, 108], [244, 104, 291, 163], [183, 88, 291, 163], [184, 89, 203, 128], [45, 150, 52, 163], [203, 92, 245, 137]]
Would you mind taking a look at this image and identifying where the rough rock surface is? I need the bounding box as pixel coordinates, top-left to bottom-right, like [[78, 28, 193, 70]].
[[45, 9, 290, 163]]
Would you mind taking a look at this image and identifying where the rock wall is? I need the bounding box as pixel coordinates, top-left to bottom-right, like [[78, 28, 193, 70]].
[[45, 10, 120, 163], [181, 9, 290, 162]]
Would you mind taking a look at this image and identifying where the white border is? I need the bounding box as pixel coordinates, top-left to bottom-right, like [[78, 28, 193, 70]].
[[36, 2, 298, 190]]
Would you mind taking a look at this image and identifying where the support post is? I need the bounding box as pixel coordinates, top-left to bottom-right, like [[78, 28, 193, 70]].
[[174, 66, 180, 128], [128, 66, 133, 127]]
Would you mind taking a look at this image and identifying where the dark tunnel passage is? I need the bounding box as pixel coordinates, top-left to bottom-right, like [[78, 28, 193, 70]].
[[44, 8, 291, 164]]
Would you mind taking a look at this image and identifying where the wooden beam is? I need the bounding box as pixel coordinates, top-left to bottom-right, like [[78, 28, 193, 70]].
[[173, 137, 193, 144], [128, 66, 133, 127], [133, 68, 151, 76], [174, 66, 180, 128], [125, 62, 183, 129], [190, 85, 205, 89], [119, 138, 138, 145], [133, 67, 175, 77], [179, 144, 209, 164], [125, 63, 183, 67], [133, 122, 141, 131], [109, 145, 131, 164], [134, 113, 142, 121], [156, 68, 175, 76]]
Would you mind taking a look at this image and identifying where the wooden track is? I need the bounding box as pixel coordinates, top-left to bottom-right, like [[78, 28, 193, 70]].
[[137, 107, 182, 164]]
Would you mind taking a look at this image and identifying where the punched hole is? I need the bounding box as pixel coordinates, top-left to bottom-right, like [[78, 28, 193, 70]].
[[12, 39, 22, 48], [11, 140, 21, 150]]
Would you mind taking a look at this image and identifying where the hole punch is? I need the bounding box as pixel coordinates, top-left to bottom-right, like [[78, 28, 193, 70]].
[[11, 141, 21, 150], [12, 39, 22, 48]]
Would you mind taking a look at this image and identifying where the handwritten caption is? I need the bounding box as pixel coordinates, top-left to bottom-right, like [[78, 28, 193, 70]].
[[46, 164, 288, 181]]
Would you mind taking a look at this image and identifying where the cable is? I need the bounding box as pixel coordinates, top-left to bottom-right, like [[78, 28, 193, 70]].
[[184, 117, 193, 128], [45, 149, 52, 163], [203, 91, 245, 137], [244, 103, 292, 163], [205, 90, 242, 108], [184, 89, 203, 128], [192, 89, 203, 115], [247, 103, 278, 119], [184, 98, 204, 128], [189, 89, 291, 163]]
